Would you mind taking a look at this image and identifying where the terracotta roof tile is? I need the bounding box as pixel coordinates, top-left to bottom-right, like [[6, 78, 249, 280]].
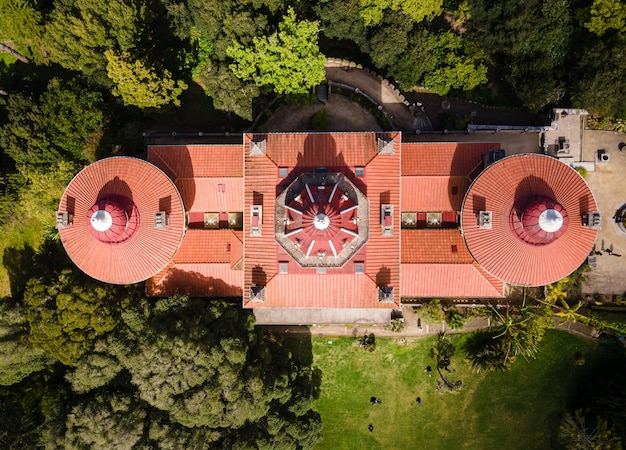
[[175, 178, 244, 212], [243, 132, 401, 308], [173, 229, 242, 264], [263, 132, 378, 168], [402, 142, 495, 176], [257, 274, 381, 308], [58, 157, 185, 284], [148, 144, 243, 179], [147, 263, 243, 297], [401, 229, 473, 264], [402, 176, 470, 211], [401, 263, 503, 297], [243, 135, 279, 304], [461, 154, 598, 286], [363, 133, 401, 303]]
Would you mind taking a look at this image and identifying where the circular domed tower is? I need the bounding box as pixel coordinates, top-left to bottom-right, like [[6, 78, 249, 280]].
[[57, 157, 185, 284], [461, 154, 598, 286]]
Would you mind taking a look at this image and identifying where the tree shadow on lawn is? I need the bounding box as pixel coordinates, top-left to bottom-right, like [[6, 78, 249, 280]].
[[3, 245, 36, 299], [3, 237, 72, 299], [262, 326, 322, 401]]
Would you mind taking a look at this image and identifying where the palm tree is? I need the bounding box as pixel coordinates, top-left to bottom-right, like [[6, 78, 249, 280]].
[[463, 331, 510, 372]]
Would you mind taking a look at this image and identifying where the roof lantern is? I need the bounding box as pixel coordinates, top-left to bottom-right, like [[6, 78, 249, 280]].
[[510, 195, 569, 245], [275, 172, 369, 268], [87, 195, 139, 244]]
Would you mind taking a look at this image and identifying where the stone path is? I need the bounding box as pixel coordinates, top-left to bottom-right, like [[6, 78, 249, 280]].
[[324, 59, 416, 130], [265, 305, 599, 341]]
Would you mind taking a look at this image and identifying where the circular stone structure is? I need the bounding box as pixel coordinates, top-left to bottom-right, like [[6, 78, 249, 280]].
[[57, 157, 185, 284], [461, 154, 598, 286], [275, 172, 369, 267]]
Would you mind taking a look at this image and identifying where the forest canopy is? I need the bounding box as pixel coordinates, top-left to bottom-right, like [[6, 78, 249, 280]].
[[1, 0, 626, 447]]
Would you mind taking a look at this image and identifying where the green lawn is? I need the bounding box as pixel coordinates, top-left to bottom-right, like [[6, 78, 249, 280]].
[[312, 330, 595, 450]]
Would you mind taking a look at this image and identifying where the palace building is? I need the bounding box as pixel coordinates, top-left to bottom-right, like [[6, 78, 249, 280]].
[[56, 132, 599, 324]]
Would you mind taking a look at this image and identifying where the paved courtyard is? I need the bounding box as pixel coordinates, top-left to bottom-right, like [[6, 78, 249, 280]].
[[581, 130, 626, 297]]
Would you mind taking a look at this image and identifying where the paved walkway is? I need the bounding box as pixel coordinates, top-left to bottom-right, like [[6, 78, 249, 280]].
[[324, 59, 416, 130], [264, 305, 599, 340]]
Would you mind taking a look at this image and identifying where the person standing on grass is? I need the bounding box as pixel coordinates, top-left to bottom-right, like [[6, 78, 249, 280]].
[[416, 397, 422, 406]]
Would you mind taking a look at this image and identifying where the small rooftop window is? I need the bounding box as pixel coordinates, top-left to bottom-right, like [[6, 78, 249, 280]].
[[355, 262, 364, 274], [279, 262, 289, 274], [355, 167, 365, 177], [279, 167, 288, 177]]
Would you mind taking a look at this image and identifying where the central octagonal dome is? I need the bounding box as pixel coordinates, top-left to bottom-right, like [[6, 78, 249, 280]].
[[275, 173, 369, 267]]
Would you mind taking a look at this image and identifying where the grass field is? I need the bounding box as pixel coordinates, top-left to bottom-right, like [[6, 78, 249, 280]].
[[311, 330, 595, 450]]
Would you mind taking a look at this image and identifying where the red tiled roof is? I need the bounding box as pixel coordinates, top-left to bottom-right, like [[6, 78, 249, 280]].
[[401, 263, 503, 297], [461, 154, 598, 286], [173, 229, 243, 265], [243, 132, 401, 308], [148, 145, 243, 179], [401, 229, 473, 264], [264, 132, 378, 168], [402, 176, 470, 211], [260, 274, 380, 308], [58, 157, 185, 284], [147, 263, 243, 297], [243, 135, 279, 304], [175, 178, 244, 212], [364, 133, 401, 303], [402, 143, 495, 176]]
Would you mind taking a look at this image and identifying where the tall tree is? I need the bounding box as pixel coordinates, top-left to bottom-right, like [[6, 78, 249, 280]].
[[44, 0, 149, 79], [227, 7, 326, 95], [105, 50, 187, 108], [585, 0, 626, 37], [0, 0, 45, 62], [358, 0, 443, 26], [24, 268, 129, 365], [560, 409, 623, 450], [388, 29, 488, 95], [0, 300, 55, 385], [0, 78, 104, 167], [467, 0, 572, 110], [63, 391, 146, 450]]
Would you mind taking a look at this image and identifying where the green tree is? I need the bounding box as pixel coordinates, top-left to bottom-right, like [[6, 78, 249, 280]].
[[367, 11, 412, 69], [389, 30, 487, 95], [560, 409, 623, 450], [64, 392, 146, 450], [0, 78, 103, 167], [227, 7, 326, 95], [44, 0, 148, 78], [65, 344, 123, 393], [570, 37, 626, 118], [467, 0, 572, 110], [358, 0, 443, 26], [196, 61, 260, 120], [315, 0, 369, 50], [585, 0, 626, 36], [24, 268, 128, 365], [0, 300, 55, 385], [107, 295, 321, 443], [105, 50, 188, 108], [463, 330, 511, 372], [445, 307, 466, 329], [0, 0, 45, 62]]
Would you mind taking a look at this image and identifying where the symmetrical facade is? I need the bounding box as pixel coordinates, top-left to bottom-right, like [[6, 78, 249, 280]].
[[57, 132, 599, 323]]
